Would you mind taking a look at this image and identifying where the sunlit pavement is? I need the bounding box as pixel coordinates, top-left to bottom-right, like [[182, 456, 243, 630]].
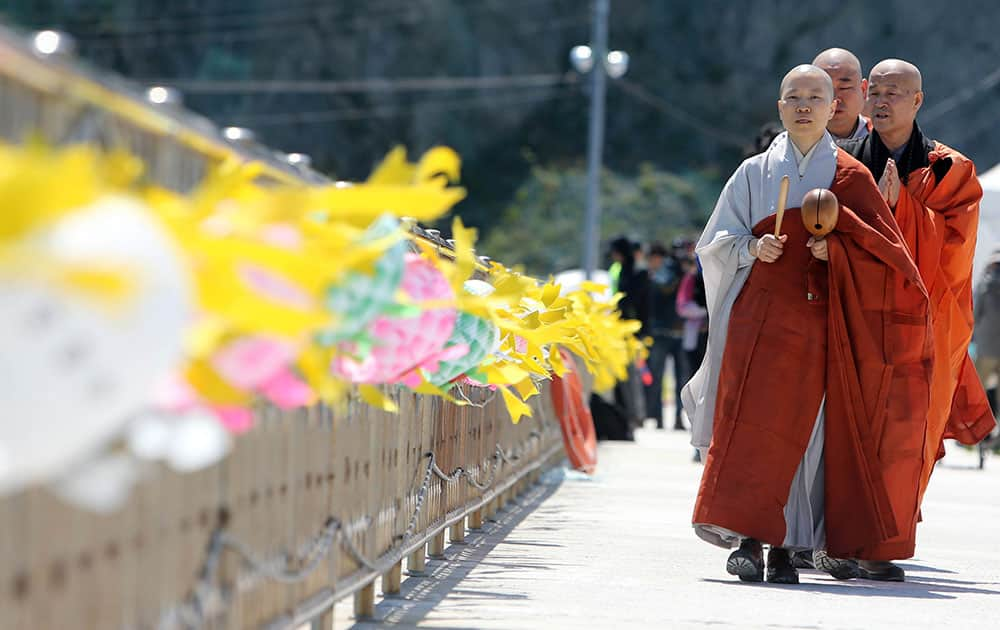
[[333, 422, 1000, 629]]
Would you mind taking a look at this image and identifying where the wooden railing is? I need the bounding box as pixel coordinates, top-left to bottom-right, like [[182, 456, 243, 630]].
[[0, 384, 564, 629]]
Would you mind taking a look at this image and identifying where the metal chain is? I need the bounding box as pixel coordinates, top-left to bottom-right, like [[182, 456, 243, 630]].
[[337, 523, 381, 572], [402, 452, 437, 540], [462, 446, 504, 491], [217, 518, 340, 583], [161, 432, 549, 629], [454, 386, 500, 408], [430, 460, 466, 483]]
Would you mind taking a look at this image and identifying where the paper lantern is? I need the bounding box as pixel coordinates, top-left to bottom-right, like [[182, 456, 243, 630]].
[[0, 196, 192, 495], [150, 373, 257, 434], [211, 336, 296, 390], [52, 453, 139, 513], [321, 214, 406, 344], [332, 254, 456, 383], [127, 410, 231, 473], [427, 279, 501, 387], [163, 412, 232, 473]]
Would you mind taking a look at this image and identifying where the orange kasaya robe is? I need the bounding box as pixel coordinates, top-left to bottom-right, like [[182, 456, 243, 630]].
[[843, 127, 996, 560], [693, 150, 934, 561]]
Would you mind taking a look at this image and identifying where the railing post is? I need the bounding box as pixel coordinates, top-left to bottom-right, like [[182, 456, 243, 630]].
[[428, 531, 446, 559], [469, 508, 484, 531], [407, 547, 427, 576], [314, 608, 334, 630], [450, 517, 466, 544], [354, 582, 375, 619], [382, 560, 403, 596]]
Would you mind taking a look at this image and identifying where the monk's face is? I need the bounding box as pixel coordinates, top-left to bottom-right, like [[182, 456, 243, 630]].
[[777, 73, 836, 142], [867, 71, 923, 137], [817, 62, 867, 135]]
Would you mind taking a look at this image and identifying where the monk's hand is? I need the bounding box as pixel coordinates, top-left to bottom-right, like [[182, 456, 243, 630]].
[[806, 236, 829, 261], [878, 158, 901, 209], [752, 233, 787, 263]]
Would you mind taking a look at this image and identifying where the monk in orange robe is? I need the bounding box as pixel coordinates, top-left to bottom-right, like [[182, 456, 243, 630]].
[[684, 65, 933, 584], [840, 59, 996, 579]]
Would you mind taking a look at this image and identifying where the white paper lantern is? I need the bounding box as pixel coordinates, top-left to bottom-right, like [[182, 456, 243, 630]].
[[163, 412, 231, 473], [52, 453, 141, 514], [0, 196, 192, 495]]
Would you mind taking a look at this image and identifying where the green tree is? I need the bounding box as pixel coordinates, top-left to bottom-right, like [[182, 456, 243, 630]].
[[481, 162, 718, 277]]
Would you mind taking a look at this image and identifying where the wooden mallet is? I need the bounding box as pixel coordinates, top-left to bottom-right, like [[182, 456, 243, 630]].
[[801, 188, 839, 237], [774, 175, 790, 236]]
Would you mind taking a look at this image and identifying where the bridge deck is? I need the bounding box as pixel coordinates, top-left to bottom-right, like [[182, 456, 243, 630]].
[[332, 427, 1000, 629]]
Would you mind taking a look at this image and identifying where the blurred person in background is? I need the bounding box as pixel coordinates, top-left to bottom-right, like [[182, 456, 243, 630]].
[[974, 252, 1000, 430], [644, 241, 685, 430], [676, 251, 708, 391], [601, 236, 650, 436], [747, 121, 785, 158]]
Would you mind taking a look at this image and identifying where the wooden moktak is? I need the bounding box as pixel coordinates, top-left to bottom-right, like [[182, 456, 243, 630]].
[[801, 188, 839, 237]]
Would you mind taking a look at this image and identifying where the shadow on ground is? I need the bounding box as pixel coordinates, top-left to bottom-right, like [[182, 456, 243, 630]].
[[702, 567, 999, 600], [345, 470, 566, 628]]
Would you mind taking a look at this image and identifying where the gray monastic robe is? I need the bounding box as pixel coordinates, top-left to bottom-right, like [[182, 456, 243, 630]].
[[682, 130, 839, 549]]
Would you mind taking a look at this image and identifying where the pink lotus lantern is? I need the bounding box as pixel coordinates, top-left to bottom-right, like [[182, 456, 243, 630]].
[[332, 254, 457, 384]]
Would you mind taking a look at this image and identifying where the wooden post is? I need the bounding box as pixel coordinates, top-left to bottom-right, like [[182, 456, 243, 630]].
[[469, 509, 484, 531], [428, 532, 446, 559], [354, 582, 375, 619], [407, 547, 427, 576], [382, 561, 402, 596], [450, 518, 466, 544], [314, 608, 334, 630]]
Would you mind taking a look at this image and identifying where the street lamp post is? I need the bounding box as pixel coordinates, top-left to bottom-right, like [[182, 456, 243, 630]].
[[571, 0, 629, 279]]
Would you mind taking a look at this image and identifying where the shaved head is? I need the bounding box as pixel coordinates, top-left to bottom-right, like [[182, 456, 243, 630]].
[[812, 48, 863, 77], [869, 58, 922, 91], [779, 64, 835, 100], [867, 59, 924, 149], [812, 48, 867, 138], [776, 64, 837, 152]]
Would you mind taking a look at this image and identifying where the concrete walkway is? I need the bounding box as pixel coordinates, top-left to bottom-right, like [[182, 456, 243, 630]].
[[334, 426, 1000, 629]]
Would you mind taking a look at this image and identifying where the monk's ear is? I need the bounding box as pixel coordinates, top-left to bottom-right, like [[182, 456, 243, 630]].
[[861, 78, 868, 98], [913, 90, 924, 112]]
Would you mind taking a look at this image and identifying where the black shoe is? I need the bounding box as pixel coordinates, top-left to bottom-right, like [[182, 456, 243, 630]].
[[813, 550, 860, 580], [673, 422, 686, 431], [858, 560, 905, 582], [790, 550, 815, 569], [766, 547, 800, 584], [726, 538, 764, 582]]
